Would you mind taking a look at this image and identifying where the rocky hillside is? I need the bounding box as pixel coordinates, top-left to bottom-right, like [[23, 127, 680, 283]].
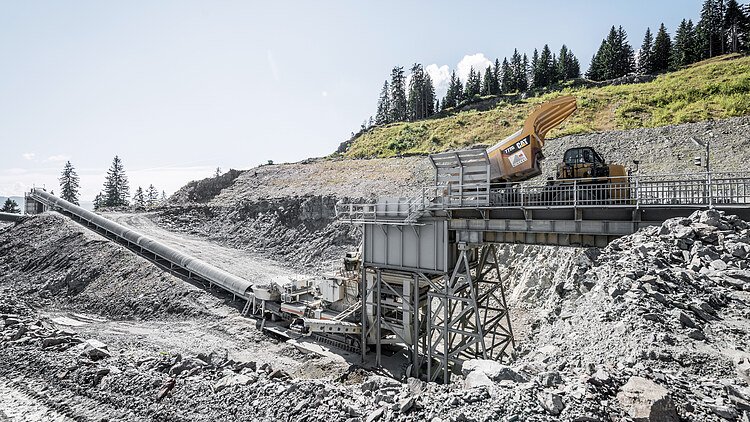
[[152, 115, 749, 276], [0, 214, 212, 319], [1, 208, 748, 421], [343, 54, 750, 158], [154, 157, 433, 270]]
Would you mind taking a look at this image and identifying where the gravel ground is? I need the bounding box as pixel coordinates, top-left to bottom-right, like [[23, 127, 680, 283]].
[[1, 210, 748, 421], [1, 117, 749, 421]]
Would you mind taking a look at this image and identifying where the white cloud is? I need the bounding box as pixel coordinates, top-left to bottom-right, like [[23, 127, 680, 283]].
[[455, 53, 493, 83], [22, 152, 36, 161], [425, 64, 451, 99], [45, 154, 71, 163], [417, 53, 495, 100], [321, 91, 328, 97]]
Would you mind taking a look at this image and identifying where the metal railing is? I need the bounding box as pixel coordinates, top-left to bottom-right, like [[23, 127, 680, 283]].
[[336, 172, 750, 222]]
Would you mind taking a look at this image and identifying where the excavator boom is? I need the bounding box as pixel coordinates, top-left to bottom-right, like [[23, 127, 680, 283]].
[[487, 95, 577, 183]]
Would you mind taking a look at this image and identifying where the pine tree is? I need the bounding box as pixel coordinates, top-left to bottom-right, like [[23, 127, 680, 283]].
[[551, 52, 560, 84], [93, 193, 103, 210], [531, 48, 541, 87], [587, 40, 608, 80], [388, 67, 407, 122], [493, 58, 502, 94], [102, 155, 130, 207], [538, 45, 554, 87], [724, 0, 749, 53], [509, 50, 523, 92], [375, 80, 391, 125], [406, 63, 435, 120], [652, 23, 673, 73], [671, 19, 699, 69], [587, 26, 636, 81], [697, 0, 726, 58], [500, 58, 513, 93], [557, 45, 579, 80], [519, 54, 529, 91], [146, 184, 159, 207], [464, 67, 481, 99], [638, 28, 655, 74], [480, 65, 495, 96], [1, 198, 20, 213], [161, 191, 167, 202], [407, 63, 425, 121], [423, 73, 436, 116], [442, 71, 462, 109], [59, 160, 80, 205], [612, 26, 636, 77], [133, 186, 145, 210]]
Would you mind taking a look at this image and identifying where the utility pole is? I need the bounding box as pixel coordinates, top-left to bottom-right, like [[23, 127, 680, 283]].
[[691, 129, 713, 208]]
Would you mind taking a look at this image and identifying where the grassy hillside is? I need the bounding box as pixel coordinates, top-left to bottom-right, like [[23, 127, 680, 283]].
[[344, 54, 750, 158]]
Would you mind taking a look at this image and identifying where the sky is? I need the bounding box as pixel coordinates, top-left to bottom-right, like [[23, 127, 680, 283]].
[[0, 0, 702, 201]]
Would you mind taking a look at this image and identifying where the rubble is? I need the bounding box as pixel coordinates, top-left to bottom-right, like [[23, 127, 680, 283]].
[[1, 196, 749, 420], [617, 376, 678, 422]]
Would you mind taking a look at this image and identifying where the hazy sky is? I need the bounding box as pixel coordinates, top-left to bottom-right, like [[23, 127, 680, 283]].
[[0, 0, 701, 200]]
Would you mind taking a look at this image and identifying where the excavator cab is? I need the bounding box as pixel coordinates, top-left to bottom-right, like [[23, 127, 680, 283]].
[[557, 147, 611, 179]]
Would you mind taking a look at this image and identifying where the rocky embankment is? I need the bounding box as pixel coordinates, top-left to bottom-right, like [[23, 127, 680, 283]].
[[155, 157, 432, 271], [152, 117, 749, 274], [0, 213, 212, 319], [1, 209, 748, 421]]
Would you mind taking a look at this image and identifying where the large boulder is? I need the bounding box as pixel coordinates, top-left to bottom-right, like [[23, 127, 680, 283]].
[[462, 359, 528, 383], [464, 371, 493, 389], [213, 373, 252, 392], [360, 375, 401, 392], [617, 376, 678, 422]]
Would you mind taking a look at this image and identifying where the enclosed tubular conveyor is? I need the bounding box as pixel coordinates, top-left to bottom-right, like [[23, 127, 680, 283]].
[[28, 188, 253, 299]]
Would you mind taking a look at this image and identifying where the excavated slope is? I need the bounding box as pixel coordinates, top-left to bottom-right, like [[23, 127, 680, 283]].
[[0, 213, 214, 319]]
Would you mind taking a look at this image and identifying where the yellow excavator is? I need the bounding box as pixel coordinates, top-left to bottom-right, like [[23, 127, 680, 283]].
[[486, 95, 629, 202]]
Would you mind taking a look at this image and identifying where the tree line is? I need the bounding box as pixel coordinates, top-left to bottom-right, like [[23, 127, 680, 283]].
[[373, 44, 581, 127], [587, 0, 749, 80], [56, 157, 168, 210], [366, 0, 750, 130]]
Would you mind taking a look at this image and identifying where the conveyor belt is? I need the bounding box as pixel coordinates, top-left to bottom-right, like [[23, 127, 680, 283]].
[[27, 189, 253, 300]]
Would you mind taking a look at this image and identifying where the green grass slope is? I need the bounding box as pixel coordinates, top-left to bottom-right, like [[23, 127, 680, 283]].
[[344, 54, 750, 158]]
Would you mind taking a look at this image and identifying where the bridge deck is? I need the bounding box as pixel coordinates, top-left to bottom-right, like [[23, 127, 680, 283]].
[[338, 172, 750, 247]]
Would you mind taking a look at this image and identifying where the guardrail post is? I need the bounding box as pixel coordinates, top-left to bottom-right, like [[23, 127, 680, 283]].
[[707, 171, 714, 209], [634, 176, 640, 209], [573, 180, 578, 208]]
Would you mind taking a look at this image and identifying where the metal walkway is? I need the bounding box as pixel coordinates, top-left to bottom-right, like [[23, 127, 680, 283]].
[[24, 188, 254, 301], [338, 171, 750, 247]]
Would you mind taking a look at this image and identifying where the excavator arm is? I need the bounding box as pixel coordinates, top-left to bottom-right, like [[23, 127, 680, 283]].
[[487, 95, 577, 183]]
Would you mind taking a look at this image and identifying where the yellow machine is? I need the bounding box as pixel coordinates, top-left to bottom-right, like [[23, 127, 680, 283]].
[[487, 95, 578, 183], [486, 95, 630, 202], [553, 146, 630, 202]]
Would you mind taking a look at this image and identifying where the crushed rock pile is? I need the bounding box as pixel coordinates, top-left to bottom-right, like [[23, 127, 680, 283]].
[[0, 210, 747, 422], [501, 209, 750, 421], [0, 213, 216, 319]]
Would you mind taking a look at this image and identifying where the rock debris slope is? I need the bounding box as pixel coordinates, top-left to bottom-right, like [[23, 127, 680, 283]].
[[2, 209, 749, 421]]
